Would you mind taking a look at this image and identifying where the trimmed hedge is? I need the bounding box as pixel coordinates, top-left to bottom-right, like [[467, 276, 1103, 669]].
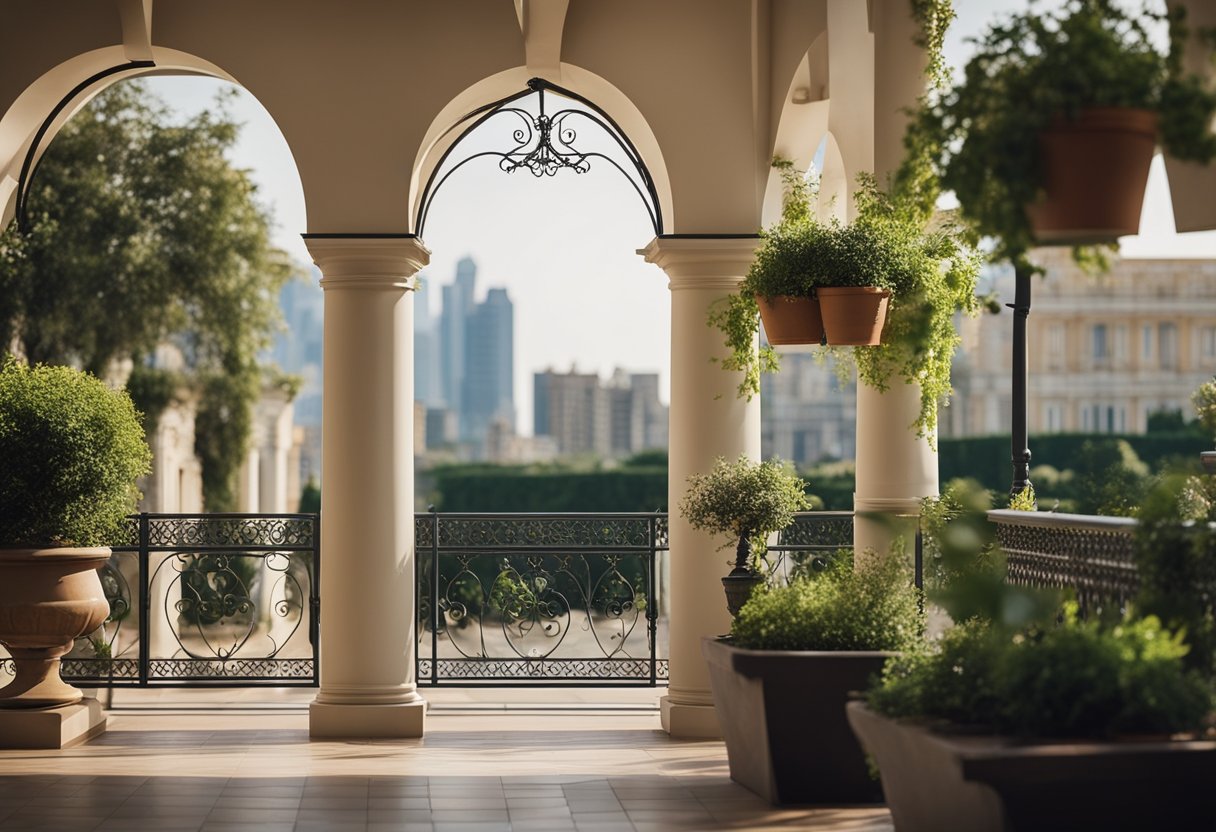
[[0, 360, 151, 546], [938, 432, 1208, 494], [431, 465, 668, 512]]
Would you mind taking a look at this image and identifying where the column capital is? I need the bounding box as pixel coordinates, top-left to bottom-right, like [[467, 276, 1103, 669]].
[[638, 235, 760, 291], [303, 234, 431, 291]]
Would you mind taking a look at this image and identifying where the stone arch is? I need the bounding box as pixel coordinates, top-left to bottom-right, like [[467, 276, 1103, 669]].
[[409, 63, 674, 237], [0, 45, 307, 230]]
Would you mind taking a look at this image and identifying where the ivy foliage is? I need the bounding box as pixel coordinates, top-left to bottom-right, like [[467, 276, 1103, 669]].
[[0, 81, 302, 510], [709, 0, 981, 440], [924, 0, 1216, 270], [0, 358, 151, 546], [732, 554, 923, 652]]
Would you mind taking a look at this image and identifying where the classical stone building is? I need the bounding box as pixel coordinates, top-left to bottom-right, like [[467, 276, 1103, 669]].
[[947, 250, 1216, 438]]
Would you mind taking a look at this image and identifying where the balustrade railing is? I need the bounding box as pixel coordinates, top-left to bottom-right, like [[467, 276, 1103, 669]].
[[988, 509, 1139, 615], [0, 513, 320, 687], [8, 506, 1201, 690]]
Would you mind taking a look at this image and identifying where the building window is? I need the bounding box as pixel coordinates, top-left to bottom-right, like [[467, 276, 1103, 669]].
[[1113, 324, 1128, 365], [1047, 324, 1065, 369], [1092, 324, 1109, 364], [1160, 322, 1178, 369], [1202, 326, 1216, 362], [1142, 324, 1153, 363], [1043, 403, 1063, 433]]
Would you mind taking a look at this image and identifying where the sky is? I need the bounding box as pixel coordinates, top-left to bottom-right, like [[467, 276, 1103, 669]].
[[141, 0, 1211, 434]]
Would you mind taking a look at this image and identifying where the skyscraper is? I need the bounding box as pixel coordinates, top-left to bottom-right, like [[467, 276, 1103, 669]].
[[439, 256, 477, 414], [413, 279, 443, 408], [463, 287, 515, 443]]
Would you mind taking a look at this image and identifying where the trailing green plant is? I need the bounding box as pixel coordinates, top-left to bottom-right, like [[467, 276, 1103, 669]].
[[919, 478, 997, 590], [1135, 474, 1216, 678], [0, 358, 151, 546], [679, 455, 810, 559], [923, 0, 1216, 270], [870, 607, 1212, 739], [710, 0, 981, 440], [732, 555, 923, 652]]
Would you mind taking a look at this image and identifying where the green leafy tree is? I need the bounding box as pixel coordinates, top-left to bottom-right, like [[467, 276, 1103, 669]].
[[0, 81, 302, 509]]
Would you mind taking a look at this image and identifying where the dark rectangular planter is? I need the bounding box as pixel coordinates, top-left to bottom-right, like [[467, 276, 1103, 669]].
[[847, 701, 1216, 832], [701, 637, 892, 805]]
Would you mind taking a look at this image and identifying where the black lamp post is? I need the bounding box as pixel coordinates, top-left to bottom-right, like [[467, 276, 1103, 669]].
[[1010, 264, 1034, 499]]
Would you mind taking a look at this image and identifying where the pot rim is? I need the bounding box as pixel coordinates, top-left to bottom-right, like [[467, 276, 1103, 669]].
[[0, 546, 113, 563]]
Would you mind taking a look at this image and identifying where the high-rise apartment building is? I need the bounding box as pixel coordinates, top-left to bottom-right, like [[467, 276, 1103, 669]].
[[439, 256, 478, 420], [417, 256, 515, 454], [946, 251, 1216, 437], [413, 280, 443, 408], [534, 368, 668, 458], [463, 287, 515, 443]]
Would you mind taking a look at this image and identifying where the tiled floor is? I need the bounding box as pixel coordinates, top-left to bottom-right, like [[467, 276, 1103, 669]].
[[0, 690, 893, 832]]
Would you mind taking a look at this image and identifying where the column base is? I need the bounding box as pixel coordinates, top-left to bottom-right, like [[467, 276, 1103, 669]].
[[309, 699, 427, 739], [0, 698, 107, 749], [660, 695, 721, 739]]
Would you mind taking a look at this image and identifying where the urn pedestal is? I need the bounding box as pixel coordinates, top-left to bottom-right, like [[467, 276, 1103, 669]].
[[0, 547, 111, 747]]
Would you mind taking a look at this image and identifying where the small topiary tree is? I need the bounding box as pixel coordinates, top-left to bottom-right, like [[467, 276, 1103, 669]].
[[0, 358, 151, 547]]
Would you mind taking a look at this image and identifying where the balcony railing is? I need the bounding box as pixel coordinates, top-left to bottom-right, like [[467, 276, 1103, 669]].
[[0, 513, 320, 687], [988, 508, 1139, 614], [1, 511, 863, 689]]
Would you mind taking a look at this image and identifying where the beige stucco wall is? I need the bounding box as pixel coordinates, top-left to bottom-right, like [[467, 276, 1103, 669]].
[[0, 0, 901, 237]]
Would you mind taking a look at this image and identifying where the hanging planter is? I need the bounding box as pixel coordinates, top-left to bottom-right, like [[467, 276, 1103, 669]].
[[818, 286, 891, 346], [927, 1, 1216, 269], [709, 161, 981, 440], [1027, 108, 1159, 245], [755, 295, 824, 345]]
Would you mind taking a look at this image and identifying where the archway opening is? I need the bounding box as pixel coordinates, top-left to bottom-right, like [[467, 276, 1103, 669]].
[[407, 72, 675, 686]]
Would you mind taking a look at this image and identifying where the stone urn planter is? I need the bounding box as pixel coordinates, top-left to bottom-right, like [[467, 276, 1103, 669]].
[[0, 547, 112, 708], [847, 701, 1216, 832], [703, 638, 892, 805]]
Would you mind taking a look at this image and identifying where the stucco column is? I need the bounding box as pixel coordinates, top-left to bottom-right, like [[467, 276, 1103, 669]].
[[854, 0, 937, 561], [853, 382, 936, 563], [304, 235, 430, 738], [641, 236, 761, 739]]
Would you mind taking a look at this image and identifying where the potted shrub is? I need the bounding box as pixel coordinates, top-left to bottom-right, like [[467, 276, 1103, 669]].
[[927, 0, 1216, 264], [703, 554, 923, 805], [1193, 377, 1216, 474], [848, 488, 1216, 832], [678, 455, 809, 617], [0, 359, 150, 708]]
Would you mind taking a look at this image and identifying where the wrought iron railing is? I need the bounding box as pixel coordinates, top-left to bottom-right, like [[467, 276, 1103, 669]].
[[1, 510, 867, 689], [413, 510, 863, 686], [0, 513, 320, 687], [416, 512, 668, 685], [988, 509, 1138, 614]]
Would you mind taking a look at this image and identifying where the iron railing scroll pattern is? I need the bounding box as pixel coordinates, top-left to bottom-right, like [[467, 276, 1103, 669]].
[[988, 509, 1139, 615], [416, 512, 667, 685], [0, 514, 321, 687]]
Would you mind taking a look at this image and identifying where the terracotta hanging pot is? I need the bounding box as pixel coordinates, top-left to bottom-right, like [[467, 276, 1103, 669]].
[[1027, 107, 1159, 245], [818, 287, 891, 346], [755, 295, 824, 345], [0, 547, 111, 709]]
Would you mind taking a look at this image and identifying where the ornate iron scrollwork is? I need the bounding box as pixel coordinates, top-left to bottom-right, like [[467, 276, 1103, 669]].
[[415, 78, 663, 237]]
